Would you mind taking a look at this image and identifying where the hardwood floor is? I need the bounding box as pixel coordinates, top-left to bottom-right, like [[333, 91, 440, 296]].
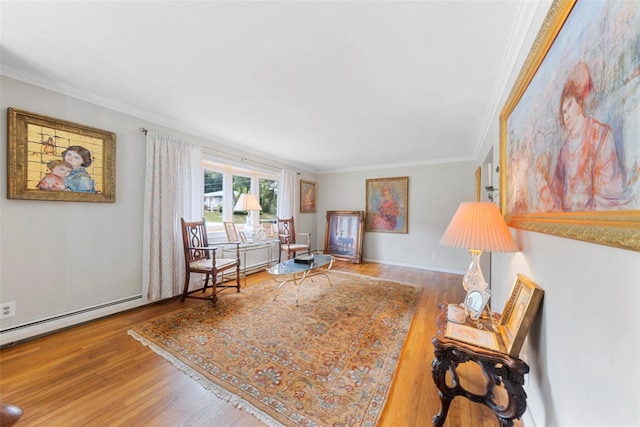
[[0, 262, 523, 426]]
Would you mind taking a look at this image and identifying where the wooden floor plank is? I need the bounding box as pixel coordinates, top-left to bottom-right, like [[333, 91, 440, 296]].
[[0, 261, 524, 426]]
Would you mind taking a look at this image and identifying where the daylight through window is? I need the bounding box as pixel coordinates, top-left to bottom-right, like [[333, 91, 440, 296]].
[[203, 160, 278, 233]]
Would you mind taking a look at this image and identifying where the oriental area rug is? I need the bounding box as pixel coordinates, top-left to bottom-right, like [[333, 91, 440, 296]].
[[128, 270, 422, 427]]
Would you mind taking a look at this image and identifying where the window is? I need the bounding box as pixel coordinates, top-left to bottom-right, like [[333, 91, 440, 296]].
[[202, 160, 278, 232], [204, 170, 223, 215], [259, 178, 278, 222]]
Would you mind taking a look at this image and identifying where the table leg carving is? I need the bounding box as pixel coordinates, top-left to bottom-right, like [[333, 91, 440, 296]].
[[431, 337, 528, 426], [431, 344, 455, 426]]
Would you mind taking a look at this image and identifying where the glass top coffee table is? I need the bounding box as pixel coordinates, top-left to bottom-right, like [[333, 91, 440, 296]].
[[268, 254, 334, 305]]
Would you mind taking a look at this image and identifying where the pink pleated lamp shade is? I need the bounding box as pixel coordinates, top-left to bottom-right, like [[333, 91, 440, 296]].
[[440, 202, 519, 252]]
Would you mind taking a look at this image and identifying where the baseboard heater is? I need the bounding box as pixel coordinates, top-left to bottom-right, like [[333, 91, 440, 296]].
[[0, 295, 143, 347]]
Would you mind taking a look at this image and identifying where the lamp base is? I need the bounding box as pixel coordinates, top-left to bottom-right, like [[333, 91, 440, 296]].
[[462, 249, 488, 292], [244, 216, 254, 238]]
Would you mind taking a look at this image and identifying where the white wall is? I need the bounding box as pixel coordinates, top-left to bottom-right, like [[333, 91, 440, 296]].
[[0, 76, 319, 344], [1, 77, 147, 342], [317, 163, 475, 272], [493, 231, 640, 427], [478, 1, 640, 425]]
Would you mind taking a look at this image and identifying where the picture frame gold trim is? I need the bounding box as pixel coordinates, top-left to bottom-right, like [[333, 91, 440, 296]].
[[498, 274, 544, 357], [499, 0, 640, 252], [365, 176, 408, 234], [300, 179, 317, 213], [324, 210, 364, 263], [7, 108, 116, 203], [224, 221, 239, 242]]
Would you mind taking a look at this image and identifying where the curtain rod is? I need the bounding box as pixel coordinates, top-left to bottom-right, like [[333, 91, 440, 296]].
[[138, 126, 294, 173]]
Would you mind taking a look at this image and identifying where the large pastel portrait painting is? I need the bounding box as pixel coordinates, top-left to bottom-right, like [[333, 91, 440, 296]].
[[7, 108, 116, 203], [500, 0, 640, 251], [365, 176, 408, 234]]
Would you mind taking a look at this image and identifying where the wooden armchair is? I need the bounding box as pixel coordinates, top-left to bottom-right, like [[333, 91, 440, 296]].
[[277, 217, 311, 262], [180, 218, 241, 305]]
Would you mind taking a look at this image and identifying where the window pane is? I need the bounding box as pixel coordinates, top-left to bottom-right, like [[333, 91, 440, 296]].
[[232, 175, 251, 224], [204, 169, 223, 226], [259, 178, 278, 222]]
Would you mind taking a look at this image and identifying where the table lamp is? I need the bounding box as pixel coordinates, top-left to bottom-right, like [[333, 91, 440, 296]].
[[234, 193, 262, 237], [440, 202, 519, 295]]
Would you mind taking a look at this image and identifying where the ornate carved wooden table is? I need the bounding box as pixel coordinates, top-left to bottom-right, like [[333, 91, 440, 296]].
[[431, 302, 529, 427]]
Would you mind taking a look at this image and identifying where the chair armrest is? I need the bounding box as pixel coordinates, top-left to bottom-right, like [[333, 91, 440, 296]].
[[208, 242, 240, 248], [188, 246, 217, 252], [296, 233, 311, 245]]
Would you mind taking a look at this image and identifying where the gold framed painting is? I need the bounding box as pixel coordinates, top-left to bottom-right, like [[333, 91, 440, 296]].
[[7, 108, 116, 202], [365, 176, 408, 233], [324, 210, 364, 263], [498, 274, 544, 357], [300, 180, 317, 213], [500, 0, 640, 252]]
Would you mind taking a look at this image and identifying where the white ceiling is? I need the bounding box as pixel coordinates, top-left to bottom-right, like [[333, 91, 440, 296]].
[[1, 1, 533, 173]]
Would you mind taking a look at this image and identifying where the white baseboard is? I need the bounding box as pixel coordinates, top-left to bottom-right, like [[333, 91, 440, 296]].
[[0, 296, 143, 347], [362, 257, 466, 275]]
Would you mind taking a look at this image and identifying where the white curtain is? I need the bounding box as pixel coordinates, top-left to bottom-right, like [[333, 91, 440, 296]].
[[278, 169, 296, 220], [142, 130, 203, 302]]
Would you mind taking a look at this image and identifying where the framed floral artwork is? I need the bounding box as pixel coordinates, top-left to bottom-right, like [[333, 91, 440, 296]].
[[7, 108, 116, 203], [365, 177, 408, 233], [500, 0, 640, 251]]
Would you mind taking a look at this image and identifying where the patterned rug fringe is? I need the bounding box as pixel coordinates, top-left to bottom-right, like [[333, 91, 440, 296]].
[[128, 330, 285, 427]]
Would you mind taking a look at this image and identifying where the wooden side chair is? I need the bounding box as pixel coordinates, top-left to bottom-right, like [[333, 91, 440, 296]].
[[277, 217, 311, 262], [180, 218, 241, 305]]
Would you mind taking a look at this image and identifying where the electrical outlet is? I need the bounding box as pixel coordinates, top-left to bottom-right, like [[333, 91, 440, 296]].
[[431, 252, 438, 259], [1, 301, 16, 319]]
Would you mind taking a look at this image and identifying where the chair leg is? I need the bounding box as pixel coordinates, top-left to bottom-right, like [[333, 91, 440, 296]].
[[202, 274, 211, 292], [202, 273, 215, 292], [235, 265, 241, 292], [180, 271, 191, 302]]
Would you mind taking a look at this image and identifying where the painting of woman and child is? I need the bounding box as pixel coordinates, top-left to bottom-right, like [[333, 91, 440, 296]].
[[8, 108, 116, 203], [504, 0, 639, 216], [365, 176, 408, 234], [36, 145, 98, 193]]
